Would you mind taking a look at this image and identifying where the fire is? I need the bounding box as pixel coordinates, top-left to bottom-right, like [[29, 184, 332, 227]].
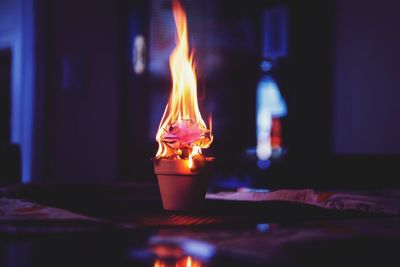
[[178, 256, 201, 267], [155, 0, 212, 167], [153, 260, 165, 267], [188, 146, 201, 169], [154, 256, 201, 267], [185, 256, 192, 267]]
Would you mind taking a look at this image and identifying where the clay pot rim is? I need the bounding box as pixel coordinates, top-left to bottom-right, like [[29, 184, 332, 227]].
[[152, 157, 215, 162], [153, 157, 214, 176]]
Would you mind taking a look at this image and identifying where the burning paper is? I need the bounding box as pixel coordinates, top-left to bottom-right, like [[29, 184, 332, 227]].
[[155, 0, 213, 166]]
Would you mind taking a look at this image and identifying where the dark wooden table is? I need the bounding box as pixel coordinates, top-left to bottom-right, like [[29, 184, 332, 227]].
[[1, 183, 399, 266]]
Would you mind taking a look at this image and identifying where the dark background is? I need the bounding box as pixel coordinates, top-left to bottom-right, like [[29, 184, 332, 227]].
[[0, 0, 399, 189]]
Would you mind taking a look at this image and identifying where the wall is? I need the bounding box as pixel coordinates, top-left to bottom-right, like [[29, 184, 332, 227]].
[[44, 0, 120, 182], [333, 0, 400, 154], [0, 0, 35, 182]]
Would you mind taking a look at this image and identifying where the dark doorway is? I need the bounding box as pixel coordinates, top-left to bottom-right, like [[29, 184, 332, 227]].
[[0, 48, 12, 144], [0, 48, 20, 185]]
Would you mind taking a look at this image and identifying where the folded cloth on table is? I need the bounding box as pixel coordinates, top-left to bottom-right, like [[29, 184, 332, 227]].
[[206, 189, 400, 216], [0, 198, 97, 221]]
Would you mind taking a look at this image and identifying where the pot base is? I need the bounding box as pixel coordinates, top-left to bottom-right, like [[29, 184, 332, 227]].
[[157, 174, 210, 211]]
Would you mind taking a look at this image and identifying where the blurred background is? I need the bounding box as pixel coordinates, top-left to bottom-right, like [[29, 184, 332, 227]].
[[1, 0, 400, 189]]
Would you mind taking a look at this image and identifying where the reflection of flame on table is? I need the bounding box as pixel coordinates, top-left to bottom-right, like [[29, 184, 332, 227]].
[[154, 256, 202, 267]]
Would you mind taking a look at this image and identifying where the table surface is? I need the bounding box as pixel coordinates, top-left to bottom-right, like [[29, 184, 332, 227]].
[[1, 183, 400, 267]]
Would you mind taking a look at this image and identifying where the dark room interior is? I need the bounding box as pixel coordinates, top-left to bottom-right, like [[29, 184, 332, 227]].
[[1, 0, 400, 266]]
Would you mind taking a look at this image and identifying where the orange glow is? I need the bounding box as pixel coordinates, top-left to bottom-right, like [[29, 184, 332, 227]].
[[178, 256, 202, 267], [188, 146, 201, 169], [155, 0, 212, 163], [153, 256, 202, 267], [153, 260, 165, 267], [186, 256, 192, 267]]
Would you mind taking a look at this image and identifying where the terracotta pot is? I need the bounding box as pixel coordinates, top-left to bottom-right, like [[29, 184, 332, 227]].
[[154, 158, 213, 211]]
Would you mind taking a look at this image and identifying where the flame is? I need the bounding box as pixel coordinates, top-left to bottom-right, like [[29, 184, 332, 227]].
[[153, 256, 201, 267], [182, 256, 202, 267], [188, 146, 201, 169], [153, 260, 165, 267], [155, 0, 212, 163], [186, 256, 192, 267]]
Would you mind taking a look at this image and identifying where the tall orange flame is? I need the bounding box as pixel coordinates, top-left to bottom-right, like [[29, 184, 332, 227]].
[[155, 0, 212, 162]]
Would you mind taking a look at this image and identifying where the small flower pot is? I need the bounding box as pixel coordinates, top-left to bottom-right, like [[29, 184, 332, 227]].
[[154, 158, 213, 211]]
